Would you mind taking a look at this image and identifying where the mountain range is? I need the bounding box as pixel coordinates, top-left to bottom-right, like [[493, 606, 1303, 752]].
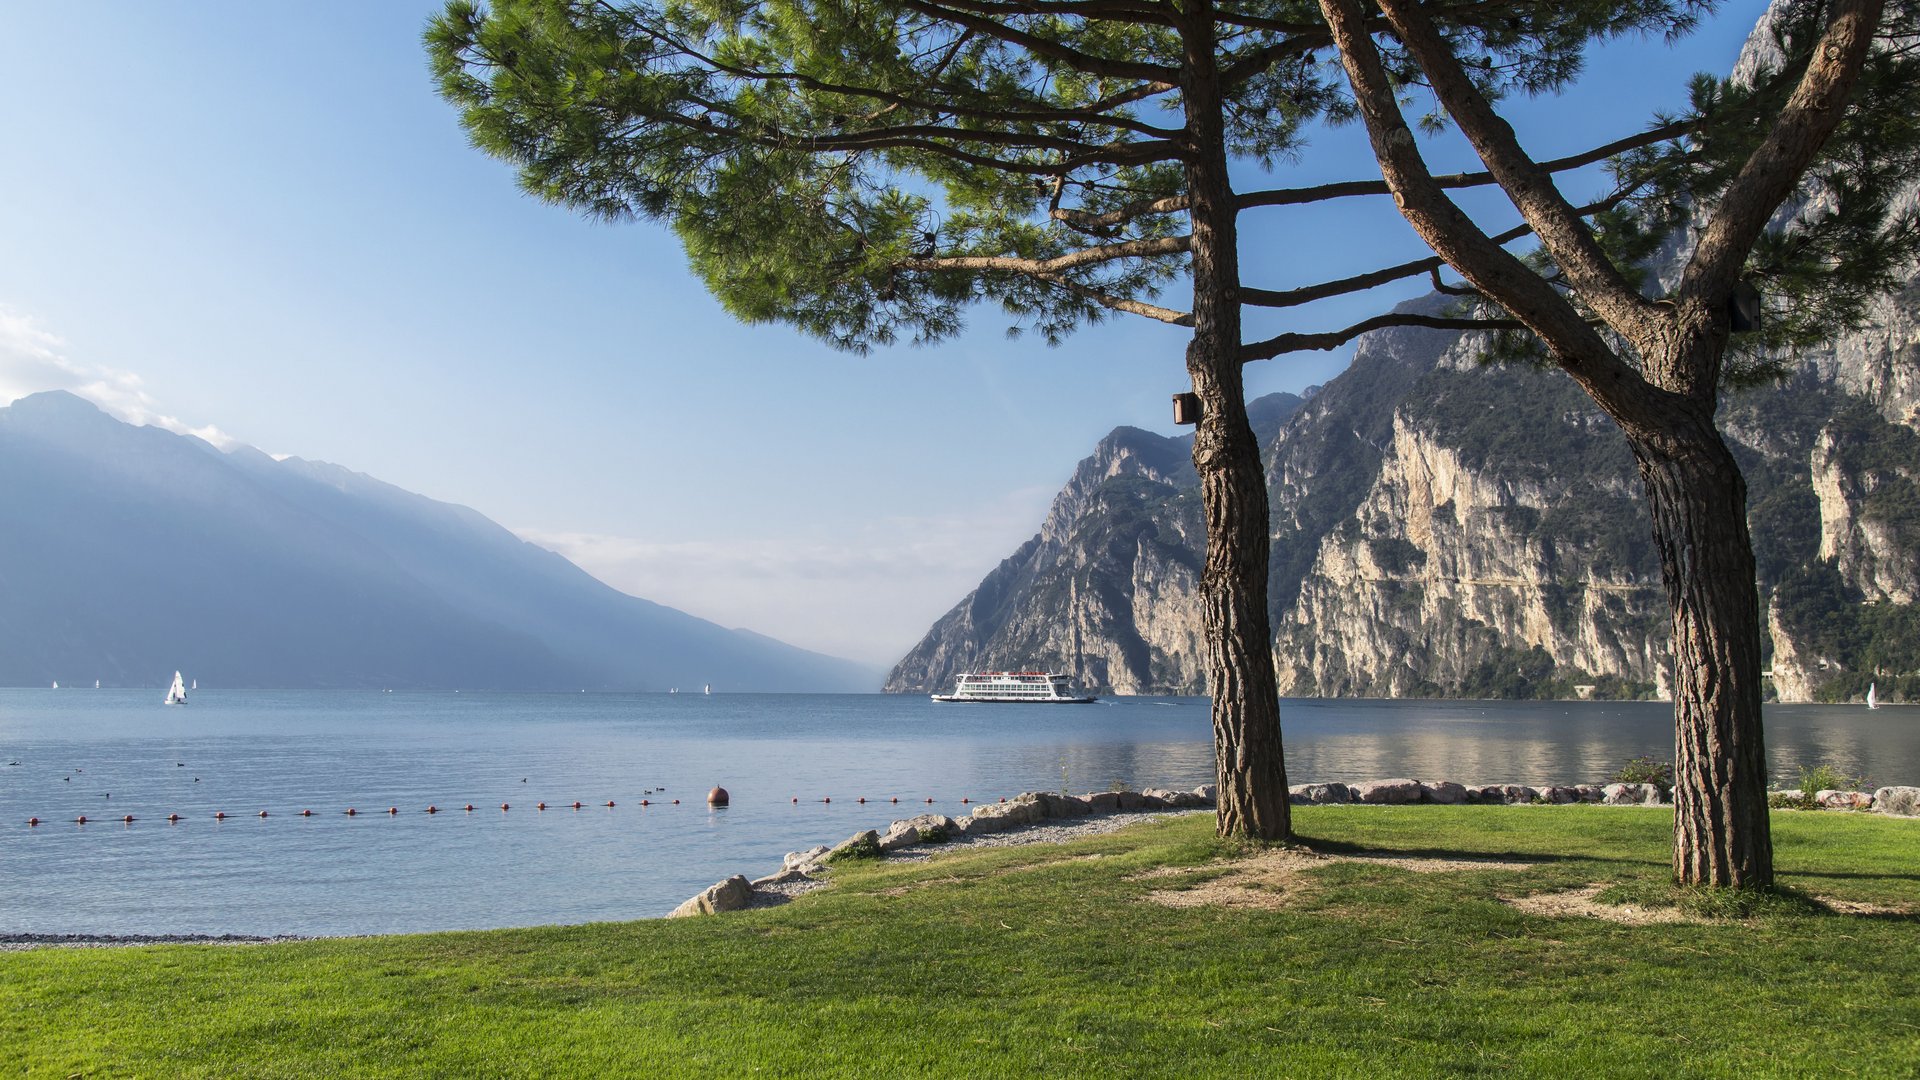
[[886, 10, 1920, 704], [0, 390, 876, 692]]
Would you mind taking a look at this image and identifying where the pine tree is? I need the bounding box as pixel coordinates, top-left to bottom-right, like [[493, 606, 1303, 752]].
[[1314, 0, 1920, 887], [428, 0, 1725, 841]]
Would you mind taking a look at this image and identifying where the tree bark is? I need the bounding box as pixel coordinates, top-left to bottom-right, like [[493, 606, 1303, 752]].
[[1179, 0, 1290, 842], [1623, 406, 1773, 889]]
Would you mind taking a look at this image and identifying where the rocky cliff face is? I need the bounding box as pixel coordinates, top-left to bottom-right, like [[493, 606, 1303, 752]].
[[888, 8, 1920, 703], [887, 413, 1269, 695], [890, 291, 1920, 701]]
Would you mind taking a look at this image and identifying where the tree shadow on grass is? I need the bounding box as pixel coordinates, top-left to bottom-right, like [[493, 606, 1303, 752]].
[[1290, 834, 1656, 869]]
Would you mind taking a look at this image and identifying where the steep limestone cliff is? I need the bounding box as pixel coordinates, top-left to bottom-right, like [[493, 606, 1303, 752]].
[[887, 7, 1920, 703]]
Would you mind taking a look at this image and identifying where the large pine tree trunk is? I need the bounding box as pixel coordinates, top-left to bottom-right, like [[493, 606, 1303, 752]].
[[1625, 411, 1773, 888], [1180, 0, 1290, 842]]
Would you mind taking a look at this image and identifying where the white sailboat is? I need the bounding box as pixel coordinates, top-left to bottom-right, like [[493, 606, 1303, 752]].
[[1867, 682, 1880, 710], [164, 671, 188, 706], [704, 684, 711, 696], [94, 679, 100, 689], [51, 681, 58, 689], [191, 678, 198, 691]]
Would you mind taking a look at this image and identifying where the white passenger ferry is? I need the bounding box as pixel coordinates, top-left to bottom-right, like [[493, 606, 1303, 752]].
[[932, 671, 1095, 704]]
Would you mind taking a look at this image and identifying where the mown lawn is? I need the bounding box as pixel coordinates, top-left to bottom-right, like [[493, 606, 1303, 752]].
[[3, 806, 1916, 1077]]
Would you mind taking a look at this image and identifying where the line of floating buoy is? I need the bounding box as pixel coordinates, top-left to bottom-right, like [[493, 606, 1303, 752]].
[[23, 789, 977, 827]]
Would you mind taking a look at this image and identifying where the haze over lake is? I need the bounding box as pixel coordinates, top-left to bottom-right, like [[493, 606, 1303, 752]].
[[3, 690, 1910, 938]]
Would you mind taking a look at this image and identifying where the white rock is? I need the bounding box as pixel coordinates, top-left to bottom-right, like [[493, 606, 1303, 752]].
[[668, 874, 753, 918], [1873, 786, 1920, 816], [783, 845, 830, 871], [1353, 778, 1422, 804]]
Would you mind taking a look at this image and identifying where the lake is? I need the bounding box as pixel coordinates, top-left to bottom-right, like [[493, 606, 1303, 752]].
[[1, 690, 1913, 937]]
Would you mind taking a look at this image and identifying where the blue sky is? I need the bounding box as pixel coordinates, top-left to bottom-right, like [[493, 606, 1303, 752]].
[[0, 1, 1768, 665]]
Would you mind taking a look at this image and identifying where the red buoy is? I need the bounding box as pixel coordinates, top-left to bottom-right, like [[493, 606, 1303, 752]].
[[345, 808, 357, 816], [166, 814, 180, 823], [464, 804, 475, 812], [258, 810, 269, 818], [857, 797, 866, 804], [27, 817, 40, 826], [605, 801, 615, 807], [926, 797, 934, 803], [640, 799, 650, 806], [426, 806, 439, 814], [387, 807, 398, 815], [707, 786, 730, 807], [571, 801, 582, 809], [213, 811, 227, 820], [672, 799, 680, 805], [300, 809, 313, 817], [76, 815, 88, 824], [536, 802, 547, 811], [961, 797, 969, 804], [891, 797, 899, 804], [791, 797, 798, 803], [999, 797, 1007, 803], [123, 814, 136, 823], [501, 803, 510, 810]]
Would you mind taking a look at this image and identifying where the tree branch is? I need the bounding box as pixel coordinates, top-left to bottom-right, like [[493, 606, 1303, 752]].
[[1682, 0, 1886, 308], [1240, 312, 1522, 361], [1314, 0, 1663, 423], [1374, 0, 1659, 337], [1034, 271, 1194, 324], [898, 0, 1182, 83], [1242, 195, 1626, 309], [899, 234, 1191, 274], [1236, 118, 1695, 210]]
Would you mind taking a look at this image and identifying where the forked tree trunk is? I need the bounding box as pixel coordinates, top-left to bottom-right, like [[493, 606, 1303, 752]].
[[1180, 0, 1290, 842], [1624, 410, 1773, 889]]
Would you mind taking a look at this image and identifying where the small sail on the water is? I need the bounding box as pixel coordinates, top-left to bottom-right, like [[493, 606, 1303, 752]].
[[51, 681, 58, 690], [191, 678, 198, 691], [704, 684, 711, 695], [1867, 682, 1879, 710], [94, 679, 100, 689], [165, 671, 188, 706]]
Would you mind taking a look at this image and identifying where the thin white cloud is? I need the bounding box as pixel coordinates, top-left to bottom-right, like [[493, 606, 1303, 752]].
[[517, 486, 1055, 666], [0, 306, 239, 448]]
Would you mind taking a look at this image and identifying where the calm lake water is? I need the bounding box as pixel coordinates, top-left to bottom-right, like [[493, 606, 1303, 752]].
[[1, 690, 1913, 937]]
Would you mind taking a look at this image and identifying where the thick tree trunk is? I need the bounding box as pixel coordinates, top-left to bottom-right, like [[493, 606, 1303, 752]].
[[1180, 0, 1290, 842], [1624, 411, 1773, 889]]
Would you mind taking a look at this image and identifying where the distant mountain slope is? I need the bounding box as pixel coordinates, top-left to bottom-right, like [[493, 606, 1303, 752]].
[[886, 393, 1304, 694], [887, 4, 1920, 704], [888, 281, 1920, 702], [0, 392, 875, 691]]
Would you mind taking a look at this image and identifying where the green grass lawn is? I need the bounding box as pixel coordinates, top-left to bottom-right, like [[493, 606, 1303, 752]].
[[4, 807, 1916, 1077]]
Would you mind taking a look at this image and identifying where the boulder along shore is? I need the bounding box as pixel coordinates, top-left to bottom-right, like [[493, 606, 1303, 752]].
[[671, 780, 1920, 917]]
